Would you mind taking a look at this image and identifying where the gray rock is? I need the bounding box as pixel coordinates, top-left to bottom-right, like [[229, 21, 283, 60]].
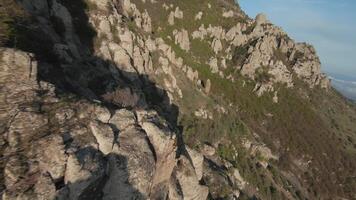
[[89, 121, 118, 155], [175, 156, 209, 200], [33, 135, 68, 181], [187, 148, 204, 181], [255, 13, 268, 25]]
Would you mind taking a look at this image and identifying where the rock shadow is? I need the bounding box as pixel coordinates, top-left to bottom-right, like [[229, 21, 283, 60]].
[[56, 147, 145, 199], [2, 0, 189, 198], [5, 0, 180, 125]]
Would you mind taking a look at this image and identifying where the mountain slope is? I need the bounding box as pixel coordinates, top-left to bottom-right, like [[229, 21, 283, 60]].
[[0, 0, 355, 199]]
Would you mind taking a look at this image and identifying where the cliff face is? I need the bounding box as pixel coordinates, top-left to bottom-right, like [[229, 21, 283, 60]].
[[0, 0, 355, 199]]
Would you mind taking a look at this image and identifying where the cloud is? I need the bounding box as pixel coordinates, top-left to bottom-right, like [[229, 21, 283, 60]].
[[331, 78, 356, 101]]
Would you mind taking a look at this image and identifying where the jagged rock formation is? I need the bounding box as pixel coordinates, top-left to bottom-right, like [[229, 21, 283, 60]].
[[0, 0, 355, 199], [0, 47, 243, 199]]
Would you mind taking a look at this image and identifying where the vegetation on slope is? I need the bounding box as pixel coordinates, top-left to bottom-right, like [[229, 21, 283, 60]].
[[133, 0, 356, 199]]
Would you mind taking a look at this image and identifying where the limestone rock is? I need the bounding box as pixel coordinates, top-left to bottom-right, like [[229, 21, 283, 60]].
[[173, 29, 190, 51], [174, 7, 183, 19], [292, 43, 330, 88], [207, 25, 225, 40], [168, 11, 175, 25], [145, 36, 157, 51], [269, 60, 293, 87], [187, 148, 204, 181], [205, 79, 212, 94], [195, 11, 203, 20], [136, 111, 177, 196], [109, 109, 137, 130], [202, 158, 234, 199], [0, 48, 38, 123], [141, 10, 152, 32], [273, 91, 279, 103], [192, 25, 208, 40], [103, 127, 155, 199], [34, 174, 57, 200], [94, 105, 112, 123], [64, 148, 107, 199], [33, 135, 67, 181], [256, 13, 268, 25], [211, 38, 223, 54], [194, 108, 213, 120], [208, 57, 219, 73], [89, 121, 118, 155], [175, 156, 209, 200], [162, 3, 169, 10], [233, 169, 246, 190], [202, 144, 216, 156], [223, 10, 234, 18], [187, 67, 199, 81]]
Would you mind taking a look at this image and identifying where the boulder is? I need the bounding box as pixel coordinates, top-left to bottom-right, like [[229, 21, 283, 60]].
[[109, 109, 137, 130], [256, 13, 268, 25], [173, 29, 190, 51], [195, 11, 203, 20], [175, 156, 209, 200], [34, 135, 68, 180], [174, 7, 183, 19], [89, 121, 118, 155], [208, 57, 219, 73], [205, 79, 212, 94], [211, 38, 223, 54], [168, 11, 175, 25], [222, 10, 234, 18], [187, 148, 204, 181]]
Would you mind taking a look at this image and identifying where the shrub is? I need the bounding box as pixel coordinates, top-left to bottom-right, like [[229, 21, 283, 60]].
[[0, 0, 26, 46], [102, 87, 140, 108], [255, 66, 273, 83]]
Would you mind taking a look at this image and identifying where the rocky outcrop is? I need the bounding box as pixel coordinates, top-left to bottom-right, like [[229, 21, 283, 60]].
[[195, 11, 203, 21], [222, 10, 234, 18], [211, 38, 223, 54], [168, 7, 183, 26], [0, 46, 246, 199], [237, 14, 330, 95], [173, 29, 190, 51], [0, 0, 344, 199], [188, 10, 330, 96]]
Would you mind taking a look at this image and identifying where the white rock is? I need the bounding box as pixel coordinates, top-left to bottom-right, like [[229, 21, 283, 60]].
[[211, 38, 223, 54], [142, 10, 152, 32], [221, 58, 227, 69], [192, 25, 208, 40], [195, 11, 203, 20], [256, 13, 268, 25], [173, 29, 190, 51], [174, 7, 183, 19], [109, 109, 137, 130], [205, 79, 211, 94], [208, 57, 219, 73], [168, 11, 175, 25], [187, 148, 204, 181], [89, 121, 117, 155], [222, 10, 234, 18], [233, 169, 246, 189]]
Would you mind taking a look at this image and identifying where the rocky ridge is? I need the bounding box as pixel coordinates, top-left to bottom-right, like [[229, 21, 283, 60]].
[[0, 0, 355, 200]]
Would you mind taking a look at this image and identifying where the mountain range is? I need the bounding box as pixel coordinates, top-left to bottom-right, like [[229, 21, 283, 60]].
[[0, 0, 355, 199]]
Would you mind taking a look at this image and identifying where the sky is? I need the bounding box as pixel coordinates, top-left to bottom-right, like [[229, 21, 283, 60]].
[[237, 0, 356, 80]]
